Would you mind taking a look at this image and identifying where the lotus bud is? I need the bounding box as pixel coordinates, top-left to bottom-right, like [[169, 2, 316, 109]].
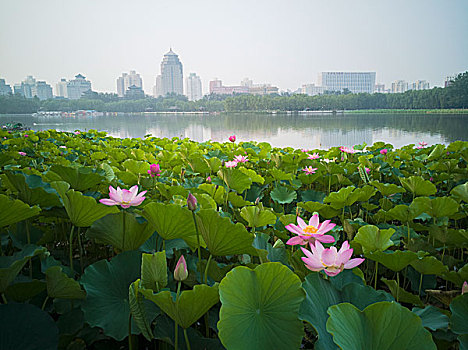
[[174, 255, 188, 281], [206, 176, 212, 182], [229, 135, 236, 142], [255, 197, 260, 205], [380, 149, 388, 155], [463, 281, 468, 295], [187, 193, 197, 211]]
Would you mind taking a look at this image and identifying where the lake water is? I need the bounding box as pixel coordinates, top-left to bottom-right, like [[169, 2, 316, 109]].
[[1, 112, 467, 149]]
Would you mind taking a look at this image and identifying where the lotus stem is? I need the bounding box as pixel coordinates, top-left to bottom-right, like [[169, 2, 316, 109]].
[[374, 262, 379, 290], [191, 211, 202, 279], [26, 221, 32, 279], [204, 254, 212, 284], [77, 227, 84, 274], [128, 312, 134, 350], [1, 293, 7, 304], [122, 211, 126, 251], [41, 296, 49, 311], [183, 328, 192, 350], [396, 272, 400, 302], [418, 273, 423, 296], [69, 225, 75, 272], [175, 281, 182, 350]]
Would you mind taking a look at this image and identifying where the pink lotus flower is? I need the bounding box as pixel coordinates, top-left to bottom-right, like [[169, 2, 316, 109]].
[[174, 255, 188, 281], [18, 151, 27, 156], [285, 214, 335, 246], [416, 146, 424, 149], [74, 131, 81, 135], [99, 185, 146, 209], [302, 166, 317, 175], [301, 241, 364, 277], [147, 163, 161, 177], [380, 149, 388, 155], [234, 155, 248, 163], [301, 148, 310, 153], [228, 135, 236, 142], [225, 160, 238, 168], [340, 146, 356, 154], [365, 167, 371, 174], [419, 141, 427, 147], [24, 134, 29, 138], [206, 176, 212, 182], [59, 145, 66, 149], [308, 153, 320, 160], [462, 281, 468, 295]]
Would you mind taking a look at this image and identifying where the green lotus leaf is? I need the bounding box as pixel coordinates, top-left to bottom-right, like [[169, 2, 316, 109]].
[[0, 303, 59, 350], [218, 263, 305, 350], [100, 163, 115, 182], [87, 211, 154, 252], [300, 272, 394, 350], [217, 168, 252, 193], [269, 168, 293, 181], [196, 209, 257, 256], [387, 203, 424, 223], [115, 170, 139, 185], [50, 164, 105, 191], [45, 265, 86, 299], [270, 185, 297, 204], [424, 197, 459, 218], [141, 202, 202, 250], [199, 183, 226, 205], [141, 251, 167, 291], [451, 182, 468, 203], [366, 250, 423, 272], [227, 192, 252, 207], [350, 185, 377, 202], [412, 306, 449, 331], [141, 283, 219, 329], [194, 193, 218, 209], [381, 278, 424, 306], [370, 180, 406, 197], [0, 194, 41, 228], [427, 144, 446, 161], [450, 293, 468, 348], [5, 171, 62, 208], [80, 251, 151, 340], [410, 256, 448, 276], [353, 225, 394, 253], [52, 184, 119, 227], [239, 167, 265, 184], [298, 201, 341, 219], [123, 159, 150, 175], [0, 244, 47, 293], [326, 301, 436, 350], [400, 176, 437, 197], [324, 186, 356, 209], [240, 205, 277, 228], [5, 279, 46, 302], [129, 280, 154, 341], [300, 189, 326, 203], [188, 156, 211, 174]]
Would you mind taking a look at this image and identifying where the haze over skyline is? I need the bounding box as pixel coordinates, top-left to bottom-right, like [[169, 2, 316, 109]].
[[1, 0, 467, 95]]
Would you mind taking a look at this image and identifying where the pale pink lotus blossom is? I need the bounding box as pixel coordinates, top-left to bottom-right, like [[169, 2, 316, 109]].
[[59, 146, 66, 149], [18, 151, 27, 156], [147, 163, 161, 177], [301, 148, 310, 153], [301, 241, 364, 276], [74, 131, 81, 135], [99, 185, 146, 208], [206, 176, 212, 182], [419, 141, 427, 147], [308, 153, 320, 160], [187, 193, 197, 211], [380, 149, 388, 155], [416, 145, 424, 149], [462, 281, 468, 295], [234, 155, 248, 163], [302, 166, 317, 175], [228, 135, 236, 142], [225, 160, 238, 168], [340, 146, 356, 154], [285, 214, 335, 246], [174, 255, 188, 281]]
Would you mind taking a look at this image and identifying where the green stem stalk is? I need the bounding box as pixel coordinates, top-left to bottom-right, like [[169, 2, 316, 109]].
[[77, 227, 84, 274], [26, 221, 32, 279], [69, 225, 75, 272], [204, 254, 213, 284], [41, 296, 49, 311], [175, 281, 182, 350], [192, 211, 202, 279], [128, 312, 134, 350], [183, 328, 192, 350], [418, 273, 424, 296], [122, 211, 126, 251], [374, 262, 379, 290], [1, 293, 8, 304], [396, 272, 400, 302]]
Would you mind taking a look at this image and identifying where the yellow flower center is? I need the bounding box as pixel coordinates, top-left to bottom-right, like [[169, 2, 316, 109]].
[[303, 225, 318, 236]]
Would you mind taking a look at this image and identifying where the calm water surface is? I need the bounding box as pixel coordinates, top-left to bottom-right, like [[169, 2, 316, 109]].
[[1, 112, 467, 149]]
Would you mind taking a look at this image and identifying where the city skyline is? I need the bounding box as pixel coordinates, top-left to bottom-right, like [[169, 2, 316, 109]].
[[0, 0, 467, 94]]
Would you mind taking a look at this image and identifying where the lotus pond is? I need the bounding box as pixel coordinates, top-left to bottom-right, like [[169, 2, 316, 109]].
[[0, 129, 467, 350]]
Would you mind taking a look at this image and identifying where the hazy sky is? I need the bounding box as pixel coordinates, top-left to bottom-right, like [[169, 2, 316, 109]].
[[1, 0, 467, 94]]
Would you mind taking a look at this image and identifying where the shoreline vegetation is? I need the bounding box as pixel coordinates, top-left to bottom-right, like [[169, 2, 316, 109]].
[[0, 71, 467, 115]]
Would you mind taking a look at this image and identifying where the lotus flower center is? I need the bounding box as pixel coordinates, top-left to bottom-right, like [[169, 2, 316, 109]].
[[304, 225, 318, 235]]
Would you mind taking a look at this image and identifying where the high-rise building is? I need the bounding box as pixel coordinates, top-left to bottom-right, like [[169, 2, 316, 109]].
[[30, 81, 53, 100], [56, 78, 68, 98], [0, 78, 12, 95], [445, 75, 457, 87], [374, 84, 386, 93], [67, 74, 92, 99], [117, 71, 143, 97], [318, 72, 376, 94], [14, 76, 36, 98], [409, 80, 430, 91], [185, 73, 203, 101], [154, 48, 183, 97], [301, 84, 326, 96], [391, 80, 408, 93]]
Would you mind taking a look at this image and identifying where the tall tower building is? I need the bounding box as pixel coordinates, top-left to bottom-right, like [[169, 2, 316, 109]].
[[117, 71, 143, 97], [67, 74, 92, 99], [156, 48, 183, 97], [56, 78, 68, 98], [185, 73, 203, 101]]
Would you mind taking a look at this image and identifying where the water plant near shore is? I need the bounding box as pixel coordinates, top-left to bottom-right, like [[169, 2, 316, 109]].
[[0, 128, 466, 349]]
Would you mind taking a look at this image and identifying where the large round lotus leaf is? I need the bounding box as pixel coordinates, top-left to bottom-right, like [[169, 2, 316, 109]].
[[353, 225, 394, 253], [45, 265, 86, 299], [217, 168, 252, 193], [141, 283, 219, 329], [50, 164, 105, 191], [451, 182, 468, 203], [366, 250, 424, 272], [370, 181, 406, 197], [412, 306, 449, 331], [270, 185, 297, 204], [0, 303, 58, 350], [87, 211, 154, 252], [400, 176, 437, 197], [240, 205, 277, 228], [196, 209, 257, 256], [141, 202, 202, 250], [300, 272, 394, 350], [410, 256, 448, 276], [0, 194, 41, 228], [324, 186, 356, 209], [450, 294, 468, 336], [80, 251, 145, 341], [218, 263, 305, 350], [326, 301, 437, 350], [425, 197, 459, 218]]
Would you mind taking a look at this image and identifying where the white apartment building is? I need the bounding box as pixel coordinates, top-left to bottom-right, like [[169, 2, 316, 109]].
[[56, 78, 68, 98], [318, 72, 376, 94], [67, 74, 92, 99], [391, 80, 408, 93], [117, 71, 143, 97], [409, 80, 430, 90], [301, 84, 326, 96], [185, 73, 203, 101]]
